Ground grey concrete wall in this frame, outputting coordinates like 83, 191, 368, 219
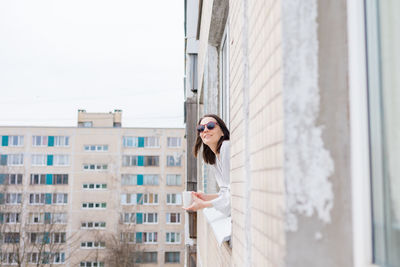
284, 0, 353, 266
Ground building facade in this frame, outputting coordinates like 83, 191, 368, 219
0, 110, 186, 266
184, 0, 400, 267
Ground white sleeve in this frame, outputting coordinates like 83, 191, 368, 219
210, 187, 231, 217
210, 141, 231, 217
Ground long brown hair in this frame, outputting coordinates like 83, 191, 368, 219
193, 114, 230, 165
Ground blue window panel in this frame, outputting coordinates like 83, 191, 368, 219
0, 213, 3, 223
136, 213, 143, 224
137, 174, 143, 185
48, 136, 54, 147
44, 213, 51, 224
45, 193, 52, 204
46, 174, 53, 185
1, 136, 8, 146
0, 155, 7, 166
61, 253, 65, 262
0, 174, 5, 184
44, 232, 50, 244
47, 155, 53, 166
136, 232, 142, 243
138, 137, 144, 147
0, 193, 4, 204
138, 156, 144, 166
136, 193, 143, 205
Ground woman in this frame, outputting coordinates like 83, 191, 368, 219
184, 114, 231, 217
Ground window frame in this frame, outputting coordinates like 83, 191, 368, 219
347, 0, 375, 266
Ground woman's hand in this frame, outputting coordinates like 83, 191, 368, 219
183, 193, 212, 212
192, 191, 206, 201
192, 191, 219, 201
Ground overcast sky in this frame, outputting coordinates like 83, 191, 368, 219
0, 0, 184, 128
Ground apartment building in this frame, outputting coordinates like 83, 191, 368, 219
0, 110, 186, 266
185, 0, 399, 267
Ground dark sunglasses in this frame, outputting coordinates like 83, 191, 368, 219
197, 121, 218, 132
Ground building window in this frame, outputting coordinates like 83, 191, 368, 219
121, 174, 159, 185
52, 193, 68, 204
121, 174, 137, 185
78, 121, 93, 128
123, 136, 159, 148
84, 144, 108, 152
166, 174, 182, 186
53, 232, 66, 244
144, 174, 159, 185
165, 252, 180, 263
52, 213, 67, 224
166, 232, 181, 244
8, 136, 24, 147
166, 213, 181, 224
143, 213, 158, 224
31, 154, 47, 166
143, 193, 158, 205
29, 193, 46, 205
166, 193, 182, 205
82, 202, 107, 209
53, 174, 68, 185
80, 262, 104, 267
167, 155, 181, 167
188, 53, 198, 93
83, 164, 108, 171
1, 154, 24, 166
2, 252, 18, 264
32, 136, 48, 146
28, 212, 66, 224
366, 1, 400, 265
82, 183, 107, 190
29, 233, 46, 244
3, 233, 20, 243
3, 193, 22, 205
135, 252, 158, 264
52, 252, 66, 264
122, 213, 136, 224
167, 137, 181, 148
53, 155, 69, 166
81, 221, 106, 229
123, 136, 139, 147
54, 136, 69, 147
121, 232, 136, 243
122, 155, 159, 167
29, 213, 44, 224
144, 137, 160, 148
0, 173, 23, 185
1, 213, 20, 224
144, 156, 160, 166
81, 241, 105, 249
30, 174, 46, 185
143, 232, 158, 244
121, 193, 137, 205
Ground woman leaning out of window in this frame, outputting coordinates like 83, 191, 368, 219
184, 114, 231, 217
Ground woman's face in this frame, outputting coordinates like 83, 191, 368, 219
199, 117, 224, 148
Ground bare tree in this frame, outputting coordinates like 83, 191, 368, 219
0, 172, 80, 266
105, 213, 142, 267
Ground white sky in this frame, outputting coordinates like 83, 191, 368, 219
0, 0, 184, 128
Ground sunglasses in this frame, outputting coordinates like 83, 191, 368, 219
197, 121, 219, 132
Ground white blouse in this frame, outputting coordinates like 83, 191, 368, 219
210, 140, 231, 217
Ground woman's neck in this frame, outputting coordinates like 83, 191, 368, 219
208, 143, 219, 157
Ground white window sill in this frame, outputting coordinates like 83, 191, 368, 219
202, 207, 231, 246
